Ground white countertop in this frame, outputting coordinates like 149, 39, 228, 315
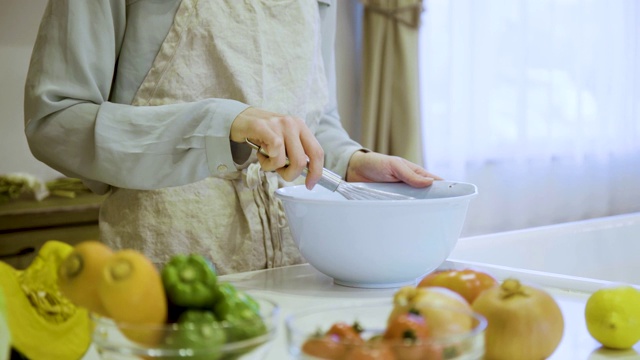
219, 263, 640, 360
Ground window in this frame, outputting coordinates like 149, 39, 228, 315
419, 0, 640, 235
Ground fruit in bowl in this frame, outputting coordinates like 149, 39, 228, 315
286, 286, 487, 360
275, 181, 478, 289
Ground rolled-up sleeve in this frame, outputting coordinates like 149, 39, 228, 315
24, 0, 248, 193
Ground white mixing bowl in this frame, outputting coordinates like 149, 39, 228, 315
275, 181, 478, 288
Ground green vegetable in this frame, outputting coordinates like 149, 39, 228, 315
45, 177, 91, 198
0, 173, 49, 203
161, 254, 218, 308
213, 283, 266, 341
167, 310, 226, 360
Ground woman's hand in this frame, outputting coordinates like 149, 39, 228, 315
230, 107, 323, 189
346, 151, 442, 188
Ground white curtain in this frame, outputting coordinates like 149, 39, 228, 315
419, 0, 640, 236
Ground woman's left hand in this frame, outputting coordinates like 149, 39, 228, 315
345, 151, 442, 188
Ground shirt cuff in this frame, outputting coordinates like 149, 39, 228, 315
204, 99, 251, 176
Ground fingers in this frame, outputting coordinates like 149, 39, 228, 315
421, 170, 443, 181
258, 134, 287, 172
276, 125, 314, 183
346, 151, 442, 188
300, 129, 324, 189
231, 107, 323, 184
395, 159, 439, 188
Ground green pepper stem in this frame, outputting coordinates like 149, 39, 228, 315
179, 267, 196, 283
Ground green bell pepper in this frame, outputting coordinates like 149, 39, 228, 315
161, 254, 218, 308
213, 283, 267, 342
166, 310, 226, 360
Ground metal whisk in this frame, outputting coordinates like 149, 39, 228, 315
245, 139, 415, 201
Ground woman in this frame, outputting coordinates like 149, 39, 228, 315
24, 0, 439, 274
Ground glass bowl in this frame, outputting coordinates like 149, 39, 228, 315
92, 297, 279, 360
286, 300, 486, 360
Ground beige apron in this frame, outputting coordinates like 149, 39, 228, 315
99, 0, 329, 275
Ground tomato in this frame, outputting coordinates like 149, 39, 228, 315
327, 322, 365, 344
301, 322, 364, 359
344, 343, 396, 360
383, 311, 430, 341
391, 342, 443, 360
383, 311, 442, 360
418, 269, 498, 304
302, 334, 347, 360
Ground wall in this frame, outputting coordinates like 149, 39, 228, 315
0, 0, 362, 182
335, 0, 362, 142
0, 0, 59, 181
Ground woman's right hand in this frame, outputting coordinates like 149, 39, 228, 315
230, 107, 324, 190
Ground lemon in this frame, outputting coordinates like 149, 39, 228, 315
585, 285, 640, 349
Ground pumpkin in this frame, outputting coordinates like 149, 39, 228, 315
0, 240, 93, 360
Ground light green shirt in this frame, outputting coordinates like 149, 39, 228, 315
24, 0, 361, 194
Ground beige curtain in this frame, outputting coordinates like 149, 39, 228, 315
359, 0, 424, 165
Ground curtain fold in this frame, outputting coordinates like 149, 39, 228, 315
359, 0, 424, 165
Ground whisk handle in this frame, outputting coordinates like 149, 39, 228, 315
315, 168, 341, 192
246, 138, 342, 192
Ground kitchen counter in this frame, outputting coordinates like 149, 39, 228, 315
0, 192, 105, 269
81, 263, 640, 359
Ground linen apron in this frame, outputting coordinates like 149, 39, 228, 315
99, 0, 329, 275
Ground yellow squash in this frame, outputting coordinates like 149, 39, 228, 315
0, 240, 93, 360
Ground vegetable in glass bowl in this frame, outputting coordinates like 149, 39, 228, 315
85, 252, 279, 359
286, 300, 486, 360
91, 295, 279, 360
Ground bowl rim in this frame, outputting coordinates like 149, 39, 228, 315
275, 181, 478, 205
285, 299, 487, 346
90, 296, 279, 329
